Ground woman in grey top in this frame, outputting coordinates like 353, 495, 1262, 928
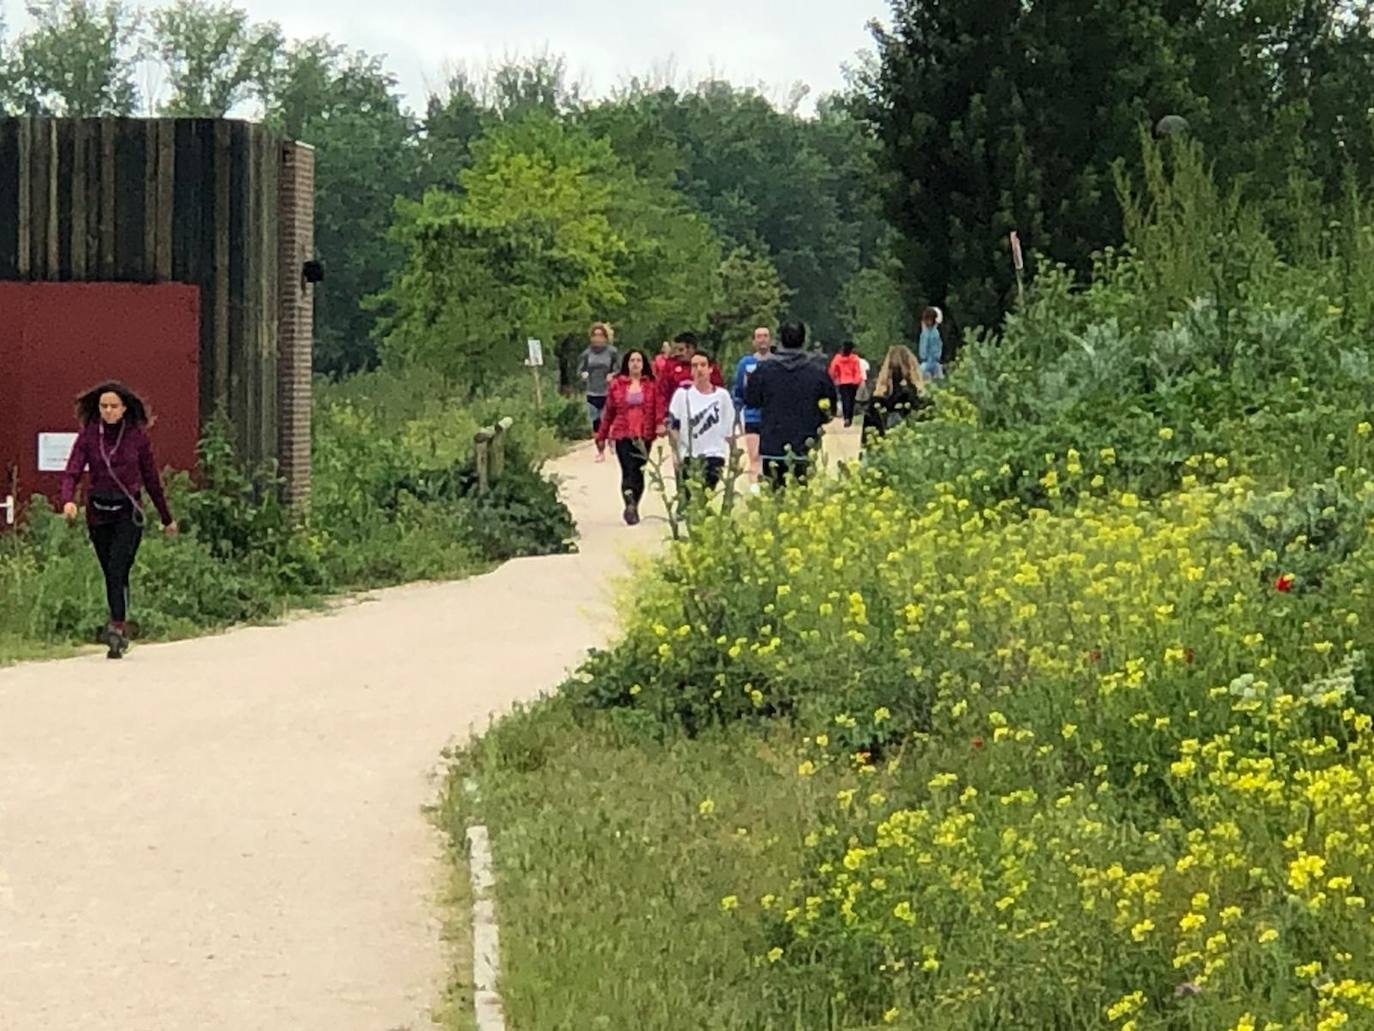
579, 322, 619, 461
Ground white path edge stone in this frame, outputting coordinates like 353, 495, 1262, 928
466, 823, 506, 1031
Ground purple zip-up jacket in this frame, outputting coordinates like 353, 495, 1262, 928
60, 421, 174, 527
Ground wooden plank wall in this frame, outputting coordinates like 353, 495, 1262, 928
0, 117, 285, 474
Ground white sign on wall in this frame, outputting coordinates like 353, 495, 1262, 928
37, 432, 78, 473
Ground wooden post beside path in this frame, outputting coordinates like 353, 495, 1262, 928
474, 416, 515, 495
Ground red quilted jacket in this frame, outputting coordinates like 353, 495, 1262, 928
596, 375, 664, 443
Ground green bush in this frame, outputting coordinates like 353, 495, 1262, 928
0, 371, 577, 652
473, 140, 1374, 1028
456, 460, 577, 561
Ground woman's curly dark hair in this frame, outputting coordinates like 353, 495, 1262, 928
75, 381, 150, 427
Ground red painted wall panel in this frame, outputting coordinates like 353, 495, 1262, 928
0, 283, 200, 517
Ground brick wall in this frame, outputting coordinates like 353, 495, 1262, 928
277, 142, 315, 506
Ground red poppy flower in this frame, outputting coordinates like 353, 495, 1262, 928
1184, 647, 1196, 665
1275, 574, 1295, 593
972, 737, 985, 750
1087, 649, 1102, 664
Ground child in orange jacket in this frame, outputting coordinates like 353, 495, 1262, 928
829, 342, 865, 427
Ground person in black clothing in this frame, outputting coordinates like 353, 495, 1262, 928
862, 345, 928, 444
744, 320, 837, 489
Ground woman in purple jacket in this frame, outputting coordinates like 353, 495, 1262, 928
61, 382, 177, 659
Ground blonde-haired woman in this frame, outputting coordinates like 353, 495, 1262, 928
862, 345, 928, 442
578, 322, 620, 460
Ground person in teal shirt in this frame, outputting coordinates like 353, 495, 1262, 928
918, 306, 943, 381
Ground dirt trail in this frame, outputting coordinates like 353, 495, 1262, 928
0, 428, 860, 1031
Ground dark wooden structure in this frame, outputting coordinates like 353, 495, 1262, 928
0, 117, 315, 502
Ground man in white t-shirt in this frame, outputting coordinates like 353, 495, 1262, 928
668, 350, 736, 500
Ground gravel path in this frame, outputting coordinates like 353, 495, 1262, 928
0, 428, 859, 1031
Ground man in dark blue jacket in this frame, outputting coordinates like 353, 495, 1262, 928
743, 320, 837, 489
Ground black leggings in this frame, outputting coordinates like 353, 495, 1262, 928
90, 517, 143, 623
615, 438, 650, 505
588, 394, 608, 433
677, 457, 725, 509
837, 384, 859, 423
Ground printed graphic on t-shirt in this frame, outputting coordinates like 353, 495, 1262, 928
670, 387, 735, 459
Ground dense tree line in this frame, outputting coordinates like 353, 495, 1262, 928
0, 2, 894, 383
861, 0, 1374, 333
6, 1, 1371, 381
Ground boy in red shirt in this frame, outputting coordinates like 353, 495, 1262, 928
657, 331, 723, 418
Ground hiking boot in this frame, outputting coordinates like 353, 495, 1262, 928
104, 624, 129, 660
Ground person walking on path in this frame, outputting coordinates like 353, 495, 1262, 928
732, 326, 773, 481
918, 307, 944, 382
595, 349, 663, 526
657, 331, 723, 416
863, 345, 928, 443
578, 322, 620, 461
828, 341, 865, 427
668, 350, 736, 507
652, 340, 673, 382
60, 381, 177, 659
744, 321, 837, 489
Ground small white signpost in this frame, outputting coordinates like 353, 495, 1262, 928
37, 432, 78, 473
525, 338, 545, 408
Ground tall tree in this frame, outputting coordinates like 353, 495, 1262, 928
263, 39, 417, 376
13, 0, 141, 115
487, 53, 580, 121
148, 0, 282, 117
607, 172, 722, 350
417, 73, 487, 192
843, 242, 910, 355
380, 114, 726, 387
707, 248, 788, 364
378, 116, 627, 385
582, 82, 884, 345
0, 16, 16, 113
417, 56, 584, 191
862, 0, 1198, 332
1184, 0, 1374, 206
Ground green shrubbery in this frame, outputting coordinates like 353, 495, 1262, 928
0, 369, 581, 658
447, 141, 1374, 1029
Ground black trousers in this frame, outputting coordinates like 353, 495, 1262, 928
90, 517, 143, 623
763, 457, 812, 490
677, 456, 725, 508
837, 384, 860, 424
587, 394, 608, 433
615, 438, 650, 505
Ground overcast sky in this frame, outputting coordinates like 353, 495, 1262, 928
5, 0, 889, 115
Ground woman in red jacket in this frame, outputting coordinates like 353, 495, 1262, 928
596, 350, 664, 526
61, 381, 177, 659
829, 341, 865, 427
